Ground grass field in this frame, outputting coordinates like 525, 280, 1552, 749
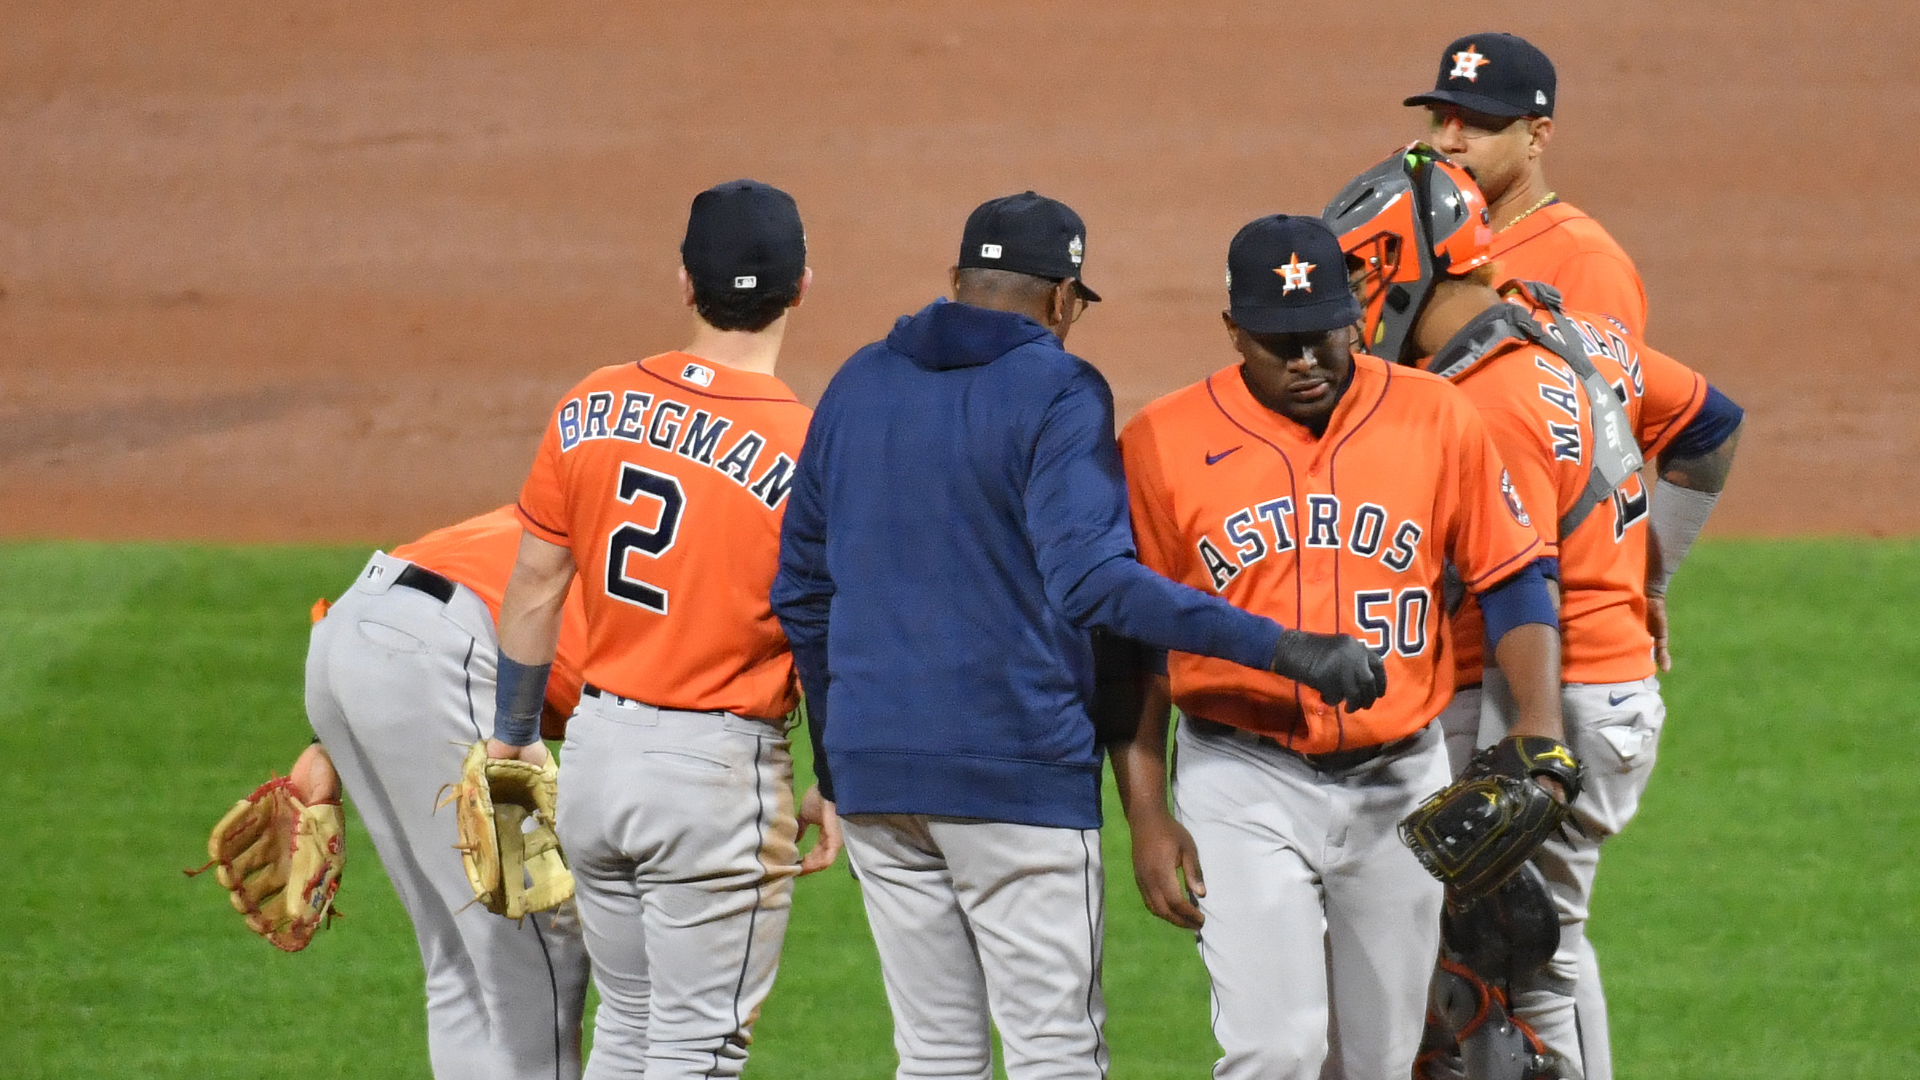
3, 539, 1915, 1078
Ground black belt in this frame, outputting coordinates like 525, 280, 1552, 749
394, 563, 456, 604
1184, 715, 1422, 772
582, 684, 775, 725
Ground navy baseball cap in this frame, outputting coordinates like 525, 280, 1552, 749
681, 179, 807, 295
956, 191, 1101, 301
1226, 215, 1361, 335
1404, 33, 1556, 119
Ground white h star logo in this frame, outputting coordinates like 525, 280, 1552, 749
1451, 46, 1489, 81
1276, 254, 1315, 294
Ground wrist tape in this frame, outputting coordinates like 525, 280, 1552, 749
493, 655, 551, 747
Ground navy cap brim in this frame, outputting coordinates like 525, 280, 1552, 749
1229, 294, 1361, 336
1072, 279, 1102, 303
1403, 88, 1535, 118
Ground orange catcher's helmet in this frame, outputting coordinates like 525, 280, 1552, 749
1321, 143, 1492, 363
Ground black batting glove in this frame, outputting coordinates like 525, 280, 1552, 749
1270, 629, 1388, 710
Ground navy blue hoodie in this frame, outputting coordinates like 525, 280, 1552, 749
773, 300, 1282, 828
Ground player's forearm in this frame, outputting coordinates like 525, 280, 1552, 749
1492, 622, 1564, 742
1650, 421, 1740, 594
492, 533, 576, 747
1110, 676, 1176, 821
1065, 554, 1282, 672
497, 534, 575, 665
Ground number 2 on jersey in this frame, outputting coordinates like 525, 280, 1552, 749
605, 462, 685, 613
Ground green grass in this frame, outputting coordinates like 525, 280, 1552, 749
0, 540, 1913, 1077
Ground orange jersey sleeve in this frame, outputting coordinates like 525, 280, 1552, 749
1446, 400, 1556, 594
1490, 202, 1648, 337
390, 506, 591, 719
514, 353, 812, 720
1118, 357, 1539, 753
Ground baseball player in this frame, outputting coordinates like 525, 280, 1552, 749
484, 179, 837, 1080
304, 504, 593, 1080
1408, 32, 1649, 336
773, 193, 1387, 1080
1326, 145, 1745, 1077
1111, 214, 1568, 1080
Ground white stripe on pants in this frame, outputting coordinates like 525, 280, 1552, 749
555, 695, 799, 1080
840, 814, 1109, 1080
1174, 719, 1450, 1080
305, 551, 589, 1080
1482, 669, 1666, 1080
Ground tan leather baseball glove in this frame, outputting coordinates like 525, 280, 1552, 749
189, 775, 345, 952
440, 741, 573, 919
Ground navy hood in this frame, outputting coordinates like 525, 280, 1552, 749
885, 298, 1057, 372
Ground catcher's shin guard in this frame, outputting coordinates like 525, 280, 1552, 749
1418, 863, 1579, 1080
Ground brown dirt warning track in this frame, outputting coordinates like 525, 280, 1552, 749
1, 1, 1914, 542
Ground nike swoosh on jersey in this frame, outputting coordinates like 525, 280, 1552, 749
1607, 690, 1636, 706
1206, 446, 1243, 465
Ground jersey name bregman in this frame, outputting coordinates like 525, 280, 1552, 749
556, 390, 796, 510
1197, 493, 1424, 592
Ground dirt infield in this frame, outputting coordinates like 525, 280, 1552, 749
2, 2, 1912, 541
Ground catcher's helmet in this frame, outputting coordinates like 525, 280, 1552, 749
1321, 143, 1492, 363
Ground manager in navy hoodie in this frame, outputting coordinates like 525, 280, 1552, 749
772, 192, 1385, 1080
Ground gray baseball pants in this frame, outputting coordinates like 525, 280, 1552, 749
306, 551, 590, 1080
1174, 718, 1452, 1080
840, 814, 1109, 1080
555, 692, 799, 1080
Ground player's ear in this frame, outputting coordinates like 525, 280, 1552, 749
791, 267, 814, 309
949, 265, 962, 298
679, 267, 697, 308
1222, 312, 1252, 358
1051, 278, 1075, 324
1527, 116, 1553, 157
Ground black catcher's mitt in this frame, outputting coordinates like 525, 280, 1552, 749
1400, 736, 1584, 898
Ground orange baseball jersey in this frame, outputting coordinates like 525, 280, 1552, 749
1491, 202, 1648, 337
515, 351, 811, 720
390, 505, 591, 721
1446, 286, 1707, 685
1120, 353, 1543, 753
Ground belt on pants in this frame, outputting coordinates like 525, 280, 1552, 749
1184, 715, 1422, 772
581, 685, 786, 731
393, 563, 457, 603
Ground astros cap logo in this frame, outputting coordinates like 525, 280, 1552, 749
1450, 45, 1488, 81
1276, 253, 1315, 294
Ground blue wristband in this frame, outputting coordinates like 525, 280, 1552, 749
493, 655, 552, 747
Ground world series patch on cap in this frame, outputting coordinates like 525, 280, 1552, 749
1404, 32, 1557, 119
1225, 215, 1362, 335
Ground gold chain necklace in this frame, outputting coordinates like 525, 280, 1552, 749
1500, 190, 1558, 232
